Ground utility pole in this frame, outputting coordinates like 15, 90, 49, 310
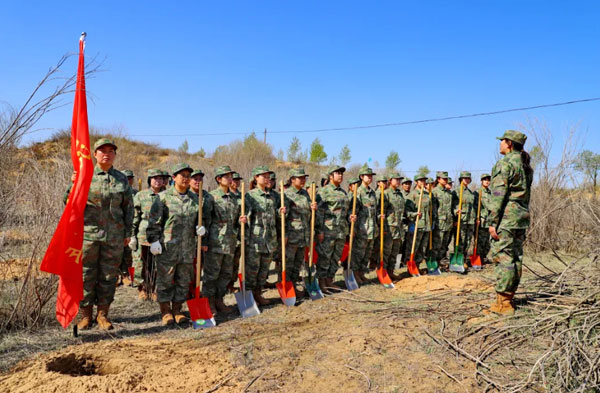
263, 128, 267, 144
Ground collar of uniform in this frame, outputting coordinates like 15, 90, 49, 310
212, 187, 230, 198
289, 186, 304, 194
168, 186, 190, 197
359, 183, 371, 191
255, 187, 270, 197
94, 165, 113, 175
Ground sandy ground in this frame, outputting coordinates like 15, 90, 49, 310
0, 268, 498, 393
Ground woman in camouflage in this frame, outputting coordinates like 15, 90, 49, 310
486, 130, 533, 315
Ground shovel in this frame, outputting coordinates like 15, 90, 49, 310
426, 186, 441, 275
470, 188, 483, 270
234, 182, 261, 318
304, 183, 324, 300
450, 182, 466, 273
406, 186, 423, 277
277, 181, 296, 306
344, 187, 360, 291
127, 266, 135, 287
188, 181, 216, 329
376, 184, 394, 288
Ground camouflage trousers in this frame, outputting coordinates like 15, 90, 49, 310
352, 236, 374, 273
81, 238, 124, 307
492, 228, 526, 293
382, 234, 402, 271
476, 226, 491, 261
202, 251, 234, 298
245, 248, 272, 290
120, 246, 133, 276
316, 236, 344, 279
156, 245, 194, 303
456, 224, 474, 257
133, 245, 157, 293
285, 242, 306, 283
403, 229, 428, 264
432, 229, 453, 261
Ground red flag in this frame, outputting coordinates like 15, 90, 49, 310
40, 34, 93, 328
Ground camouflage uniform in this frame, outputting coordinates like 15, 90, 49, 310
283, 168, 312, 283
489, 132, 532, 294
379, 173, 405, 271
352, 167, 379, 273
230, 172, 243, 286
477, 175, 492, 261
146, 164, 198, 304
131, 169, 163, 294
79, 148, 133, 308
316, 165, 350, 280
404, 175, 432, 265
454, 172, 476, 258
400, 180, 413, 262
245, 166, 279, 290
432, 171, 454, 262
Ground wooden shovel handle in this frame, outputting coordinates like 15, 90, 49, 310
380, 184, 385, 262
410, 185, 424, 256
308, 183, 316, 268
280, 180, 286, 274
348, 186, 358, 266
196, 181, 203, 291
473, 188, 482, 250
455, 183, 464, 247
240, 182, 246, 285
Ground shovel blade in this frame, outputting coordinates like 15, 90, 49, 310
407, 256, 421, 277
234, 290, 261, 318
276, 281, 296, 307
470, 254, 482, 270
426, 257, 441, 275
127, 267, 135, 286
449, 253, 466, 273
187, 297, 216, 328
343, 269, 359, 291
304, 277, 324, 300
376, 267, 395, 288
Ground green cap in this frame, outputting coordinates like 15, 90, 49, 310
388, 172, 403, 180
251, 165, 272, 177
326, 165, 346, 175
481, 173, 491, 180
414, 173, 428, 181
426, 178, 435, 184
147, 168, 162, 179
436, 171, 449, 179
121, 170, 134, 177
289, 167, 309, 178
376, 174, 388, 182
358, 165, 376, 176
232, 172, 243, 180
270, 172, 276, 180
459, 171, 472, 179
171, 162, 193, 176
214, 165, 234, 178
93, 138, 117, 151
402, 178, 413, 184
347, 177, 360, 185
497, 130, 527, 145
447, 177, 453, 183
191, 169, 204, 177
161, 169, 170, 177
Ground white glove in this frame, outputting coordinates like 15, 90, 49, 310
150, 241, 162, 255
128, 237, 138, 251
196, 225, 206, 237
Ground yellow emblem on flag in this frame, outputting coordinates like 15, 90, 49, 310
65, 247, 83, 264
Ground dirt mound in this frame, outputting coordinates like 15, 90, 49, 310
394, 274, 493, 293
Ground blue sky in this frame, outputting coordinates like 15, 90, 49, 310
1, 1, 599, 175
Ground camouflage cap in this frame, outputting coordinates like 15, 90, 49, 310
289, 167, 309, 178
251, 165, 272, 177
214, 165, 234, 178
191, 169, 205, 177
497, 130, 527, 145
326, 165, 346, 175
121, 170, 134, 177
426, 177, 435, 184
436, 171, 449, 179
358, 166, 376, 176
413, 173, 428, 181
147, 168, 163, 179
270, 172, 276, 180
459, 171, 472, 179
388, 172, 403, 180
171, 162, 193, 176
376, 174, 388, 182
93, 138, 117, 151
402, 177, 413, 184
481, 173, 491, 180
447, 177, 453, 183
347, 177, 360, 185
232, 172, 243, 180
161, 169, 170, 177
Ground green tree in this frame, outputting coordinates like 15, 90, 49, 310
574, 150, 600, 196
338, 144, 351, 166
385, 151, 401, 170
277, 148, 284, 161
309, 138, 327, 164
417, 165, 430, 177
287, 137, 302, 162
177, 140, 189, 154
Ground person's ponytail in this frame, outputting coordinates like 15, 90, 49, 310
513, 142, 533, 187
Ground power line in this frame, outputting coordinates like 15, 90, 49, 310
128, 97, 600, 137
